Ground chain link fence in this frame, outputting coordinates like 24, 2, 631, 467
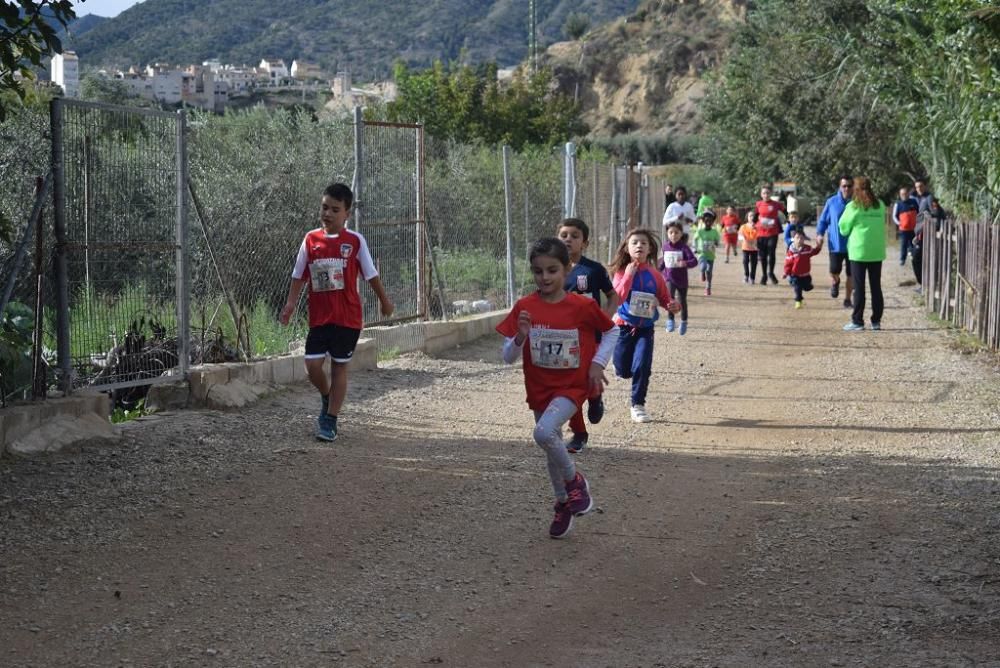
3, 101, 664, 404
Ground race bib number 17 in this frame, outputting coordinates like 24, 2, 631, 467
529, 328, 581, 369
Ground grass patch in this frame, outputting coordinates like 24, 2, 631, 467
110, 398, 152, 423
377, 346, 402, 362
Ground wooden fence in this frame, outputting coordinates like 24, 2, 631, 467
923, 215, 1000, 351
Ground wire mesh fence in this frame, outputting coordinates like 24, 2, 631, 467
52, 100, 185, 394
187, 109, 355, 359
4, 100, 687, 402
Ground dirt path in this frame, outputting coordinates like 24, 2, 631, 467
2, 251, 999, 667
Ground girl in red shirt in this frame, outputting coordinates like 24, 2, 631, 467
496, 238, 619, 539
755, 185, 786, 285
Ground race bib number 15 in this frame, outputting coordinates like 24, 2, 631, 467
628, 290, 657, 319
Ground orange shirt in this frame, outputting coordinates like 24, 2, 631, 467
739, 223, 759, 251
497, 292, 614, 411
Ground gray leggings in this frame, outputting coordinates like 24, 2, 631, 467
532, 396, 578, 501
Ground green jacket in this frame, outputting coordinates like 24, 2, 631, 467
693, 226, 722, 261
838, 201, 887, 262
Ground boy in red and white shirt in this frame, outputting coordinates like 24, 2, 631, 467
280, 183, 394, 441
782, 228, 824, 308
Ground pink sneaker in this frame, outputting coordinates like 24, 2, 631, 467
705, 287, 712, 296
565, 471, 594, 516
549, 501, 574, 539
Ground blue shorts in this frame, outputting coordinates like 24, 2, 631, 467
305, 324, 361, 363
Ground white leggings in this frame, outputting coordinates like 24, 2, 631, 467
532, 396, 578, 501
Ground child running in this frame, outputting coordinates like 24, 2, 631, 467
496, 238, 619, 539
660, 221, 698, 335
720, 206, 740, 263
557, 218, 619, 454
609, 228, 680, 423
279, 183, 395, 441
783, 211, 803, 249
783, 227, 824, 308
739, 211, 760, 284
693, 209, 721, 296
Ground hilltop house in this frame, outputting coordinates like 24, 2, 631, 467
259, 58, 289, 85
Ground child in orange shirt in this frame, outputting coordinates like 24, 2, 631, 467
738, 211, 759, 284
496, 238, 619, 540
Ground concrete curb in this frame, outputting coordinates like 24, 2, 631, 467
1, 311, 505, 456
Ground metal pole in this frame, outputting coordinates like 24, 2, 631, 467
609, 164, 618, 263
415, 124, 426, 318
591, 159, 599, 259
502, 144, 516, 307
352, 105, 364, 232
175, 110, 191, 376
50, 99, 72, 395
0, 174, 50, 316
563, 141, 577, 218
83, 135, 92, 291
32, 174, 47, 399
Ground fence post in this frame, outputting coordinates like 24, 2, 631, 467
352, 106, 364, 232
563, 141, 577, 218
591, 159, 599, 260
50, 98, 72, 395
175, 110, 191, 376
415, 124, 426, 318
502, 144, 516, 308
32, 176, 47, 399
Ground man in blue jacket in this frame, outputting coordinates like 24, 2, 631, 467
815, 175, 854, 308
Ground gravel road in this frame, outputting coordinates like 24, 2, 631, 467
2, 252, 999, 667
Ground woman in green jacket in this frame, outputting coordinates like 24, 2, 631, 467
838, 176, 887, 331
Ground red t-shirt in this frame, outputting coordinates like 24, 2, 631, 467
496, 292, 614, 411
291, 228, 378, 330
721, 213, 740, 239
755, 200, 786, 238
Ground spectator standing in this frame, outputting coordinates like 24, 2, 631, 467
662, 185, 697, 237
892, 186, 919, 266
838, 176, 887, 331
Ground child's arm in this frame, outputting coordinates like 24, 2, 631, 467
279, 278, 307, 325
367, 276, 394, 317
501, 310, 531, 364
683, 245, 698, 268
810, 239, 824, 256
612, 267, 636, 302
652, 269, 680, 312
783, 252, 793, 278
601, 289, 619, 318
588, 324, 620, 395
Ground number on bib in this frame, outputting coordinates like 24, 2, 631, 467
310, 258, 345, 292
628, 290, 657, 319
529, 328, 581, 369
663, 251, 684, 269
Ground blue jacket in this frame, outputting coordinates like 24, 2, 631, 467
816, 192, 850, 253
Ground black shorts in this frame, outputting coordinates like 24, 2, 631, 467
305, 324, 362, 363
829, 252, 851, 275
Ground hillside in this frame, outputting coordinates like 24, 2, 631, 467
544, 0, 746, 138
66, 0, 643, 78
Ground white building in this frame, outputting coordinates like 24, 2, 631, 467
291, 60, 324, 80
216, 65, 255, 93
259, 58, 289, 85
51, 51, 80, 98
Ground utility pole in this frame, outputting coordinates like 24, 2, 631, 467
528, 0, 537, 73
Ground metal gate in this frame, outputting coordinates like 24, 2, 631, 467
51, 99, 188, 393
354, 112, 425, 325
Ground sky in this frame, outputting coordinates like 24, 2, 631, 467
73, 0, 145, 18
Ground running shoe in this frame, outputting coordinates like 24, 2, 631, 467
760, 278, 768, 286
317, 413, 338, 441
871, 322, 882, 331
743, 277, 750, 284
795, 301, 803, 309
770, 274, 779, 285
566, 432, 588, 454
587, 396, 605, 425
631, 405, 651, 422
831, 283, 839, 298
549, 501, 574, 539
665, 319, 675, 333
565, 471, 594, 516
705, 287, 711, 296
679, 321, 688, 335
843, 322, 865, 332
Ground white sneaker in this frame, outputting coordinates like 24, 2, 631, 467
630, 405, 651, 423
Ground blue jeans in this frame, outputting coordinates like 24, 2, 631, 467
613, 325, 654, 407
699, 258, 715, 287
899, 230, 915, 263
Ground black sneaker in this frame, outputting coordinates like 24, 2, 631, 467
830, 282, 839, 298
567, 432, 588, 454
769, 274, 779, 285
587, 396, 605, 424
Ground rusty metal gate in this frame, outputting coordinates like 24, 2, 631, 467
51, 99, 188, 393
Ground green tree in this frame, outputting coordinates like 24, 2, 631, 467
80, 73, 133, 105
0, 0, 77, 120
563, 12, 590, 41
385, 61, 586, 150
